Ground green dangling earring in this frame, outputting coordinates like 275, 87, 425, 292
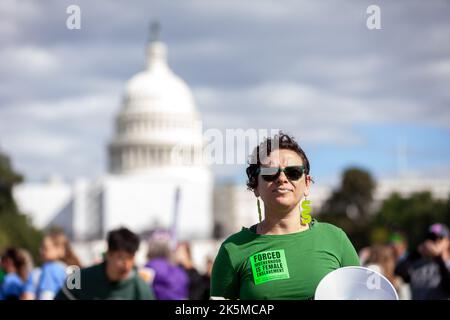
300, 195, 312, 226
257, 198, 262, 223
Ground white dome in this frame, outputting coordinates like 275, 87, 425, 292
108, 39, 205, 174
123, 41, 197, 115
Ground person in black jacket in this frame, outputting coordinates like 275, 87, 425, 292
174, 242, 210, 300
395, 223, 450, 300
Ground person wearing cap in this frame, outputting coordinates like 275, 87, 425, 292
395, 223, 450, 300
389, 231, 409, 264
210, 132, 360, 300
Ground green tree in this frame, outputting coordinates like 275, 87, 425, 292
0, 151, 43, 263
321, 167, 376, 220
319, 167, 376, 249
0, 153, 23, 214
373, 191, 450, 249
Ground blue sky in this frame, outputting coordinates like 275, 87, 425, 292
306, 124, 450, 185
0, 0, 449, 187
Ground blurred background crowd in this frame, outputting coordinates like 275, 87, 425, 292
1, 0, 450, 301
1, 147, 449, 299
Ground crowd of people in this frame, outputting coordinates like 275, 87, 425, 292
1, 223, 448, 300
0, 229, 82, 300
1, 132, 449, 300
360, 223, 450, 300
0, 227, 211, 300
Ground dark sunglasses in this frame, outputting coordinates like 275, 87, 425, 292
258, 165, 305, 182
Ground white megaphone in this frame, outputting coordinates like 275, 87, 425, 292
314, 266, 399, 300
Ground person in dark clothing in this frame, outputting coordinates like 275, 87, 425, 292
175, 242, 210, 300
56, 227, 154, 300
395, 223, 450, 300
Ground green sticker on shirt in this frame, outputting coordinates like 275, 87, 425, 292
250, 249, 290, 285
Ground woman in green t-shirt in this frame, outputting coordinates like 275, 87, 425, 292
210, 132, 360, 300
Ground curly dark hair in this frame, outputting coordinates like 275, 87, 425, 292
246, 131, 312, 191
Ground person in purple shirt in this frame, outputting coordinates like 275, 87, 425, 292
145, 230, 189, 300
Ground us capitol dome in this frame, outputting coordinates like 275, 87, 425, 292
109, 34, 204, 173
13, 27, 213, 244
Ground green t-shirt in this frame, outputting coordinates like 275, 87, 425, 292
55, 262, 155, 300
211, 220, 360, 300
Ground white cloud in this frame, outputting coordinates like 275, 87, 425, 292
422, 59, 450, 80
194, 79, 450, 147
0, 46, 59, 75
188, 0, 305, 21
4, 94, 119, 122
1, 0, 449, 182
0, 0, 42, 41
0, 93, 120, 180
2, 132, 74, 158
172, 39, 236, 60
293, 55, 386, 81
